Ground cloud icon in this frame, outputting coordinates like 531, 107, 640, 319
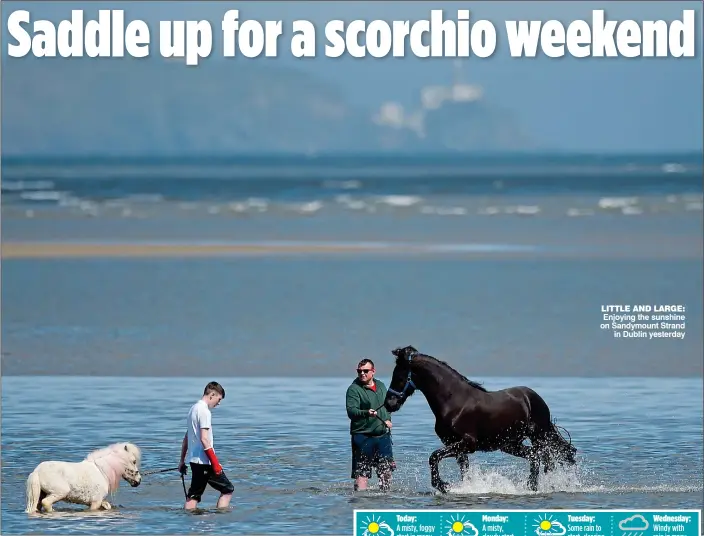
619, 515, 649, 531
536, 521, 566, 536
463, 522, 479, 536
549, 522, 566, 536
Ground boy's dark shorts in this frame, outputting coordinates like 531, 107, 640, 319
187, 462, 235, 502
351, 432, 395, 479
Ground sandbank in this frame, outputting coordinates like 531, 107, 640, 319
1, 241, 543, 259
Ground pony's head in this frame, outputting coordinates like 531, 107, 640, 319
86, 442, 142, 490
384, 345, 419, 413
120, 443, 142, 487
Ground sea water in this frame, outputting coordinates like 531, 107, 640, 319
1, 376, 702, 534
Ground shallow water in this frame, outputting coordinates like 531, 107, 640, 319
2, 256, 702, 378
2, 157, 702, 534
2, 376, 701, 534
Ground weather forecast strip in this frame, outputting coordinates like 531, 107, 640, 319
353, 510, 702, 536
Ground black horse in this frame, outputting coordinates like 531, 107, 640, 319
383, 345, 577, 493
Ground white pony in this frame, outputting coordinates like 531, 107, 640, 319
25, 442, 142, 513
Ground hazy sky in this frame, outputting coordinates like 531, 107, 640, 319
2, 1, 702, 153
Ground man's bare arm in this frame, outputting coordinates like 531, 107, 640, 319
199, 427, 223, 474
179, 433, 188, 464
199, 428, 213, 450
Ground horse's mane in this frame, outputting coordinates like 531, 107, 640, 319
414, 353, 489, 392
85, 442, 141, 493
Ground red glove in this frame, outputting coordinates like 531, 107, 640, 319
204, 448, 223, 475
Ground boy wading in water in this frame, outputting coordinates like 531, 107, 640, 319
178, 381, 234, 509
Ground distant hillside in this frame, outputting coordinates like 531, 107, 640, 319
2, 57, 536, 156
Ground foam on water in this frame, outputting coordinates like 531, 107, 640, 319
376, 195, 423, 207
622, 206, 644, 216
566, 208, 595, 217
226, 198, 270, 214
420, 206, 468, 216
336, 195, 373, 211
19, 190, 67, 202
598, 197, 639, 209
285, 200, 324, 214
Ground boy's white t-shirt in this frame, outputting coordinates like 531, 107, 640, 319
187, 399, 214, 465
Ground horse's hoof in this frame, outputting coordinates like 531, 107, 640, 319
434, 481, 450, 494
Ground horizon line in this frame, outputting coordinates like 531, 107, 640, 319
2, 150, 703, 164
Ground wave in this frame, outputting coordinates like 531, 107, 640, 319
375, 195, 423, 207
2, 180, 56, 192
19, 190, 67, 202
3, 158, 702, 206
4, 186, 702, 222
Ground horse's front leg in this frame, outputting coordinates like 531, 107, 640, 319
429, 437, 476, 494
435, 423, 469, 482
500, 441, 539, 492
89, 500, 103, 511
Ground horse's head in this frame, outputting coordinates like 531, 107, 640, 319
391, 345, 418, 360
384, 345, 419, 413
119, 443, 142, 487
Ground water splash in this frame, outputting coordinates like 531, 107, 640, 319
447, 463, 586, 496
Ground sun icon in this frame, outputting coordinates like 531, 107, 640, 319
445, 514, 478, 536
361, 515, 391, 536
533, 514, 566, 536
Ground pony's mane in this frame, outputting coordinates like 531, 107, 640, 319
409, 353, 488, 392
85, 442, 140, 462
85, 443, 140, 493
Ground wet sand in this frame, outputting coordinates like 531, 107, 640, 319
2, 240, 702, 259
1, 241, 391, 258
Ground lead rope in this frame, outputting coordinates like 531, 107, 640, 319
143, 467, 179, 475
373, 403, 395, 469
141, 466, 187, 499
373, 403, 390, 432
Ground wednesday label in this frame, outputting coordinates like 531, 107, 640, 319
354, 510, 701, 536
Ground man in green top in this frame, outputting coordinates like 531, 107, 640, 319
346, 358, 395, 491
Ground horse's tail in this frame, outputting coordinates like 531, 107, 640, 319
25, 469, 42, 513
525, 388, 577, 469
546, 421, 577, 466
